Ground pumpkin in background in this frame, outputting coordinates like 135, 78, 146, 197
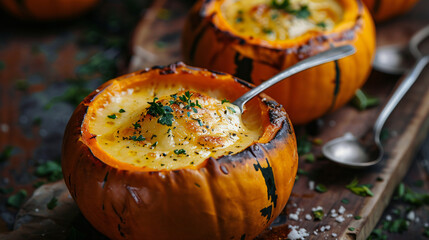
362, 0, 419, 21
0, 0, 99, 20
182, 0, 376, 124
62, 62, 298, 240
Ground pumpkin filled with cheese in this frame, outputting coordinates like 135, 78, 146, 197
62, 62, 298, 240
182, 0, 376, 124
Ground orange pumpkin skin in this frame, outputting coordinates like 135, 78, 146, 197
362, 0, 419, 21
62, 63, 298, 240
0, 0, 99, 20
182, 0, 376, 124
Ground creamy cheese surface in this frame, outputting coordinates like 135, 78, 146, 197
88, 86, 261, 170
221, 0, 343, 41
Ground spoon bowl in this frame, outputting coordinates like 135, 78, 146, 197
373, 44, 415, 75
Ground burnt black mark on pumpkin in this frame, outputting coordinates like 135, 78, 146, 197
102, 171, 109, 188
254, 158, 277, 223
234, 77, 253, 89
189, 25, 209, 63
373, 0, 382, 15
112, 205, 124, 223
240, 234, 246, 240
328, 60, 341, 112
118, 224, 125, 237
234, 52, 253, 83
208, 69, 227, 75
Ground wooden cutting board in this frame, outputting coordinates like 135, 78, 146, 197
130, 1, 429, 239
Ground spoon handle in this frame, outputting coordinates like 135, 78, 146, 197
374, 55, 429, 144
233, 45, 356, 112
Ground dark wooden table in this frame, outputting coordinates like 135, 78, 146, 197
0, 0, 428, 239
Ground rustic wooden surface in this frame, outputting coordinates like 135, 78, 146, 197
130, 0, 429, 239
0, 0, 428, 239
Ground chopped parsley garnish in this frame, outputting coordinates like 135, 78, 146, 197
132, 122, 141, 129
107, 114, 117, 119
354, 215, 362, 220
119, 108, 126, 113
294, 5, 311, 19
221, 99, 230, 104
346, 178, 374, 197
348, 227, 355, 231
151, 142, 158, 148
341, 198, 350, 204
7, 189, 27, 208
146, 97, 174, 126
262, 28, 273, 34
312, 209, 324, 221
35, 161, 63, 182
352, 89, 380, 111
47, 196, 58, 210
316, 22, 327, 28
197, 119, 203, 126
303, 153, 315, 163
130, 135, 145, 141
174, 149, 187, 155
315, 184, 327, 193
227, 106, 236, 113
270, 0, 311, 19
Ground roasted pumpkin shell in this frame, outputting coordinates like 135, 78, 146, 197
362, 0, 419, 21
62, 62, 298, 240
182, 0, 376, 124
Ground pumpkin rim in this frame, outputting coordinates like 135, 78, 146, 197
78, 62, 290, 173
198, 0, 364, 51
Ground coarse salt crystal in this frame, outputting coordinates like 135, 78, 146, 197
312, 206, 323, 211
331, 212, 338, 218
289, 213, 299, 221
308, 180, 315, 190
338, 206, 346, 214
406, 211, 415, 221
335, 216, 345, 223
332, 233, 337, 237
287, 225, 309, 240
385, 215, 392, 221
305, 214, 312, 220
346, 214, 353, 218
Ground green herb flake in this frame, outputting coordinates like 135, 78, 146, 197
151, 142, 158, 148
35, 161, 63, 182
130, 135, 145, 142
132, 122, 141, 129
174, 149, 187, 155
47, 196, 58, 210
304, 153, 315, 163
384, 218, 409, 233
346, 178, 374, 197
227, 106, 236, 113
107, 114, 117, 119
0, 145, 14, 162
297, 136, 312, 155
341, 198, 350, 204
312, 209, 324, 221
262, 28, 273, 34
348, 227, 355, 231
354, 215, 362, 220
316, 22, 327, 28
146, 97, 174, 126
7, 189, 27, 208
352, 89, 380, 111
294, 5, 311, 19
197, 119, 203, 126
297, 168, 308, 175
315, 184, 327, 193
368, 229, 387, 240
119, 109, 126, 113
221, 99, 230, 104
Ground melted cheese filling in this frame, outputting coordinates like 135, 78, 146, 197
89, 87, 261, 170
221, 0, 343, 40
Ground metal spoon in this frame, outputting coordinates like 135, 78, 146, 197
322, 50, 429, 168
233, 45, 356, 112
373, 25, 429, 75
